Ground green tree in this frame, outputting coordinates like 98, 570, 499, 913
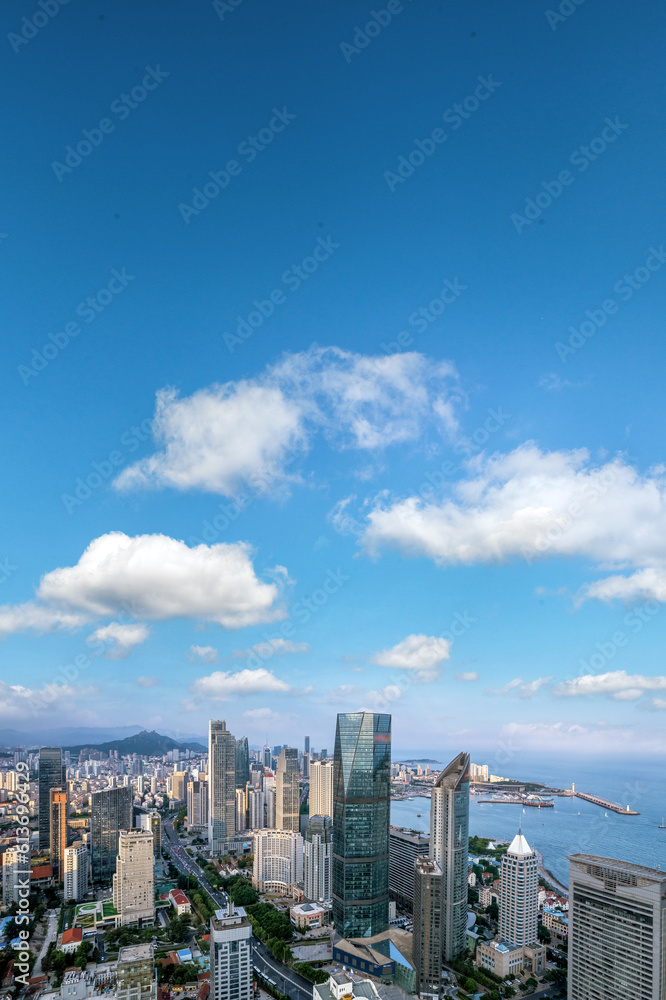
464, 977, 477, 992
538, 924, 551, 942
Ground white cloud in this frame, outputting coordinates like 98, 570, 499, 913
357, 444, 666, 601
189, 668, 291, 700
485, 676, 552, 698
364, 683, 403, 708
242, 707, 280, 722
87, 622, 151, 659
0, 532, 285, 636
232, 638, 310, 660
114, 346, 461, 498
552, 670, 666, 701
0, 680, 93, 721
188, 645, 219, 663
136, 676, 161, 688
456, 671, 478, 682
371, 634, 451, 681
327, 683, 402, 710
499, 720, 666, 754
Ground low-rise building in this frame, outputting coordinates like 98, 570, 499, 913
58, 927, 83, 955
476, 939, 546, 978
290, 902, 329, 930
169, 889, 191, 915
541, 907, 568, 946
313, 973, 379, 1000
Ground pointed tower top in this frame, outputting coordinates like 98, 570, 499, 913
507, 828, 534, 857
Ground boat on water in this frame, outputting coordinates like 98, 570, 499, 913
659, 817, 666, 829
605, 812, 608, 817
416, 814, 421, 817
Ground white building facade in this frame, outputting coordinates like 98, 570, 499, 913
252, 829, 303, 893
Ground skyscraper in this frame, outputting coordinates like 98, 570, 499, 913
187, 779, 208, 832
236, 737, 250, 790
64, 841, 89, 901
50, 787, 68, 881
91, 785, 132, 884
389, 827, 430, 908
210, 904, 253, 1000
413, 857, 443, 998
2, 846, 30, 905
208, 720, 236, 855
429, 751, 470, 961
38, 747, 66, 851
275, 747, 299, 832
568, 854, 666, 1000
309, 759, 333, 820
248, 788, 265, 830
304, 815, 333, 902
498, 830, 538, 947
113, 829, 155, 926
332, 711, 391, 939
304, 736, 310, 755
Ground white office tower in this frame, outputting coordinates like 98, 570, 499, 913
208, 720, 236, 855
276, 748, 299, 832
252, 829, 303, 893
235, 788, 247, 832
499, 830, 538, 947
308, 759, 333, 820
2, 847, 30, 905
265, 786, 276, 828
188, 779, 209, 832
63, 841, 89, 901
568, 854, 666, 1000
210, 904, 253, 1000
113, 830, 155, 926
248, 788, 265, 830
304, 815, 332, 901
430, 751, 470, 961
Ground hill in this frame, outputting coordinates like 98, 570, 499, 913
65, 729, 206, 756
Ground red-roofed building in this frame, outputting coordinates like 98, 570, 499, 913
168, 889, 192, 915
30, 864, 54, 885
197, 982, 210, 1000
58, 927, 83, 954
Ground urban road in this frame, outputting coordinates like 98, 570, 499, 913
162, 819, 313, 1000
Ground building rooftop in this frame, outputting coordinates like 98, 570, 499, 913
568, 854, 666, 883
507, 831, 533, 857
61, 928, 83, 945
118, 944, 154, 962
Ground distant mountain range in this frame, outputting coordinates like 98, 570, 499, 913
0, 726, 206, 754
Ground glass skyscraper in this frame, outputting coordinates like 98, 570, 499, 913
235, 737, 250, 790
430, 751, 470, 961
332, 711, 391, 939
91, 785, 132, 884
38, 747, 66, 850
208, 720, 236, 855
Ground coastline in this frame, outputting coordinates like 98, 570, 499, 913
535, 848, 568, 896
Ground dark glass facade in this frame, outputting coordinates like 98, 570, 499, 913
90, 785, 132, 883
332, 712, 391, 939
38, 748, 66, 850
235, 737, 250, 790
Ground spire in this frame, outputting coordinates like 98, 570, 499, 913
508, 826, 533, 857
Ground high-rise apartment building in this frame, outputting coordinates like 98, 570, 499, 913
332, 712, 391, 939
113, 829, 155, 926
499, 830, 538, 947
116, 943, 157, 1000
389, 827, 430, 908
137, 811, 162, 857
413, 857, 443, 998
38, 747, 66, 850
430, 751, 469, 961
2, 847, 30, 905
63, 841, 89, 901
304, 815, 333, 902
210, 904, 253, 1000
208, 720, 236, 855
235, 737, 250, 790
187, 779, 209, 832
235, 788, 248, 832
469, 763, 489, 783
91, 785, 132, 884
50, 787, 68, 881
265, 786, 276, 828
276, 748, 299, 833
252, 829, 304, 893
169, 771, 188, 802
248, 788, 265, 830
568, 854, 666, 1000
309, 759, 333, 820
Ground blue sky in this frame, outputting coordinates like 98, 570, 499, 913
2, 0, 666, 758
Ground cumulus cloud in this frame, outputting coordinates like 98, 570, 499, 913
0, 532, 285, 637
114, 346, 461, 498
189, 668, 291, 700
0, 680, 94, 721
499, 720, 666, 754
456, 671, 478, 682
136, 676, 161, 688
371, 634, 451, 681
356, 444, 666, 602
552, 670, 666, 701
188, 645, 219, 663
327, 683, 402, 710
87, 622, 151, 659
242, 707, 280, 722
232, 638, 310, 660
486, 676, 552, 698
